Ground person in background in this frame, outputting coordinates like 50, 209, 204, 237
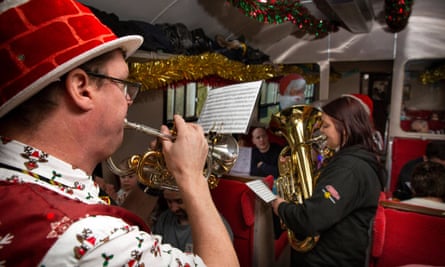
0, 1, 239, 266
393, 140, 445, 200
250, 126, 284, 240
278, 74, 306, 110
250, 126, 282, 178
271, 96, 385, 267
153, 189, 234, 253
113, 158, 139, 206
116, 171, 139, 205
402, 161, 445, 210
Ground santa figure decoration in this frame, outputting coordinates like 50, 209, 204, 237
279, 74, 307, 109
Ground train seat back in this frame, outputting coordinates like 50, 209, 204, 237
389, 137, 429, 193
370, 200, 445, 267
211, 176, 275, 267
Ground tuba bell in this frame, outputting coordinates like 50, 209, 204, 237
107, 119, 239, 191
269, 104, 330, 252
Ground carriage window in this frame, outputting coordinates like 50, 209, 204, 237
401, 59, 445, 134
165, 66, 318, 126
165, 82, 209, 124
258, 81, 280, 125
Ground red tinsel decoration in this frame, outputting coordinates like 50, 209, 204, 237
385, 0, 414, 32
227, 0, 339, 38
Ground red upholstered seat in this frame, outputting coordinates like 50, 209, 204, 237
274, 231, 288, 261
370, 200, 445, 267
429, 120, 445, 131
211, 177, 255, 267
389, 137, 429, 193
211, 175, 275, 267
400, 119, 445, 132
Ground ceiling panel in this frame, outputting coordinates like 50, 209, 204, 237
79, 0, 430, 64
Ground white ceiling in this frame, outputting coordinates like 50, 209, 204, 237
79, 0, 399, 64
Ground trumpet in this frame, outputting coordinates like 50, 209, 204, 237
106, 119, 239, 191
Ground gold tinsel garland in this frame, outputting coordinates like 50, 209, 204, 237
419, 64, 445, 85
129, 52, 320, 91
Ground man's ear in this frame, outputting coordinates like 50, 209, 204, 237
64, 69, 95, 111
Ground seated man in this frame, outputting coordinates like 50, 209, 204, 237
393, 140, 445, 200
402, 161, 445, 210
250, 127, 283, 179
153, 189, 234, 253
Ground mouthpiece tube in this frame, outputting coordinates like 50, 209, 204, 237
124, 119, 176, 141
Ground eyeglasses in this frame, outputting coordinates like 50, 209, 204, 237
85, 71, 141, 101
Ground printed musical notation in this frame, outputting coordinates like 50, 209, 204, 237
197, 80, 262, 134
246, 179, 277, 203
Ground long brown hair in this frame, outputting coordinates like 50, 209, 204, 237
322, 96, 379, 154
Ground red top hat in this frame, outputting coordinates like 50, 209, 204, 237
0, 0, 143, 118
343, 93, 374, 116
279, 74, 306, 95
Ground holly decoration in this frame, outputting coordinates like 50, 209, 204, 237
226, 0, 339, 38
385, 0, 414, 32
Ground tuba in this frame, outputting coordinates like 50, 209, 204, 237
269, 104, 330, 252
107, 119, 239, 191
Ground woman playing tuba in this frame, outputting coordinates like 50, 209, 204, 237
271, 96, 386, 267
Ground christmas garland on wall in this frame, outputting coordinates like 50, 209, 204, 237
226, 0, 339, 38
129, 52, 320, 91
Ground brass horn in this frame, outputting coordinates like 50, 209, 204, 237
106, 119, 239, 191
269, 104, 331, 252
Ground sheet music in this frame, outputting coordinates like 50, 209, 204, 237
246, 180, 277, 203
229, 146, 252, 176
197, 81, 262, 134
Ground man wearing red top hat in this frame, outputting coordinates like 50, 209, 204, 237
0, 1, 239, 266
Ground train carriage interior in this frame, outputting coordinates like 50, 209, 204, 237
79, 0, 445, 266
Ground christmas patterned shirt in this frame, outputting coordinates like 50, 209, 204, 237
0, 137, 205, 267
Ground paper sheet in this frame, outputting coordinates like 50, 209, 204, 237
229, 146, 252, 176
197, 80, 262, 134
246, 179, 277, 203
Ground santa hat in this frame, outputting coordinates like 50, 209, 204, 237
279, 74, 306, 95
343, 93, 374, 116
0, 0, 143, 118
